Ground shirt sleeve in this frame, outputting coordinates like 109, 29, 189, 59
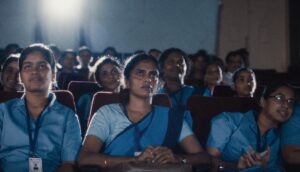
85, 106, 110, 144
178, 119, 193, 142
0, 104, 3, 149
206, 113, 233, 152
61, 111, 82, 161
281, 108, 300, 146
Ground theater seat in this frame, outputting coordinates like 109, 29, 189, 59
67, 81, 102, 103
212, 85, 235, 97
0, 90, 76, 112
87, 92, 171, 126
187, 95, 259, 147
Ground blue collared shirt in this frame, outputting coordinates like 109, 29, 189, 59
281, 103, 300, 146
0, 93, 82, 172
207, 110, 280, 167
158, 85, 200, 107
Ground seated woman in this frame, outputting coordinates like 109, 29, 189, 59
207, 83, 295, 171
78, 54, 210, 169
202, 62, 223, 96
0, 54, 22, 92
158, 48, 205, 108
77, 56, 122, 132
281, 103, 300, 165
232, 68, 257, 98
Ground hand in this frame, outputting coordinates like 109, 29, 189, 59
137, 146, 155, 163
151, 146, 179, 164
237, 147, 271, 170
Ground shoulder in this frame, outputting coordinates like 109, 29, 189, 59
0, 98, 23, 111
212, 110, 251, 125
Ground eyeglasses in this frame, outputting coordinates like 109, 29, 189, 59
132, 68, 159, 80
268, 94, 295, 108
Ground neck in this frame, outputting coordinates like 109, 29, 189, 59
164, 78, 183, 94
103, 86, 120, 93
25, 91, 49, 118
127, 93, 152, 119
257, 112, 278, 135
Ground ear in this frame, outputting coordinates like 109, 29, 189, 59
260, 97, 266, 108
125, 79, 129, 88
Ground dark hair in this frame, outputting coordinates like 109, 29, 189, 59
191, 49, 209, 63
124, 53, 158, 80
103, 47, 117, 56
148, 48, 161, 54
1, 54, 20, 80
5, 43, 20, 53
78, 46, 92, 55
61, 49, 76, 60
225, 51, 243, 64
232, 67, 256, 83
48, 44, 61, 55
19, 43, 56, 72
262, 82, 295, 100
94, 56, 122, 83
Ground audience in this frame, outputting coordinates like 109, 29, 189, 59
77, 56, 122, 132
187, 50, 210, 82
158, 48, 205, 109
207, 83, 295, 171
78, 53, 210, 169
75, 46, 93, 81
281, 102, 300, 165
0, 54, 22, 92
0, 44, 82, 172
232, 67, 257, 98
223, 51, 245, 86
203, 62, 223, 96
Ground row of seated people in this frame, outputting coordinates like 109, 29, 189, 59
0, 44, 300, 172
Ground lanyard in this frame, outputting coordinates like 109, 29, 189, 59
25, 98, 48, 157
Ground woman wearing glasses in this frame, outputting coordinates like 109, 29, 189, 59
207, 83, 295, 171
78, 54, 210, 169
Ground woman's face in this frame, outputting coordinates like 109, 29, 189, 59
261, 86, 295, 124
97, 63, 121, 92
62, 53, 76, 71
193, 56, 207, 71
234, 71, 256, 97
204, 64, 223, 86
162, 52, 187, 80
126, 60, 159, 99
1, 60, 20, 91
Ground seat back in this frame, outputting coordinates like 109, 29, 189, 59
87, 92, 171, 126
187, 95, 259, 147
212, 85, 236, 97
0, 90, 76, 112
67, 81, 102, 102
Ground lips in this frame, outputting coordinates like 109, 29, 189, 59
141, 85, 153, 92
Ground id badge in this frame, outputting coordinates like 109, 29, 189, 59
29, 157, 43, 172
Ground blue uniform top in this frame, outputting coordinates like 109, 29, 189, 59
207, 110, 280, 168
158, 85, 204, 107
0, 93, 82, 172
281, 103, 300, 146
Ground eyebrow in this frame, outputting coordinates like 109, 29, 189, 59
23, 60, 48, 65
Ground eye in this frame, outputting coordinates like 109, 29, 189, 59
22, 65, 32, 71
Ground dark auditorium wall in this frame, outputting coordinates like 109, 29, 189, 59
0, 0, 220, 54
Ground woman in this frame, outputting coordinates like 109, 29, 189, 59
158, 48, 204, 108
232, 67, 257, 98
77, 56, 122, 132
78, 54, 210, 169
187, 50, 209, 82
203, 62, 223, 96
0, 53, 22, 92
207, 83, 295, 171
